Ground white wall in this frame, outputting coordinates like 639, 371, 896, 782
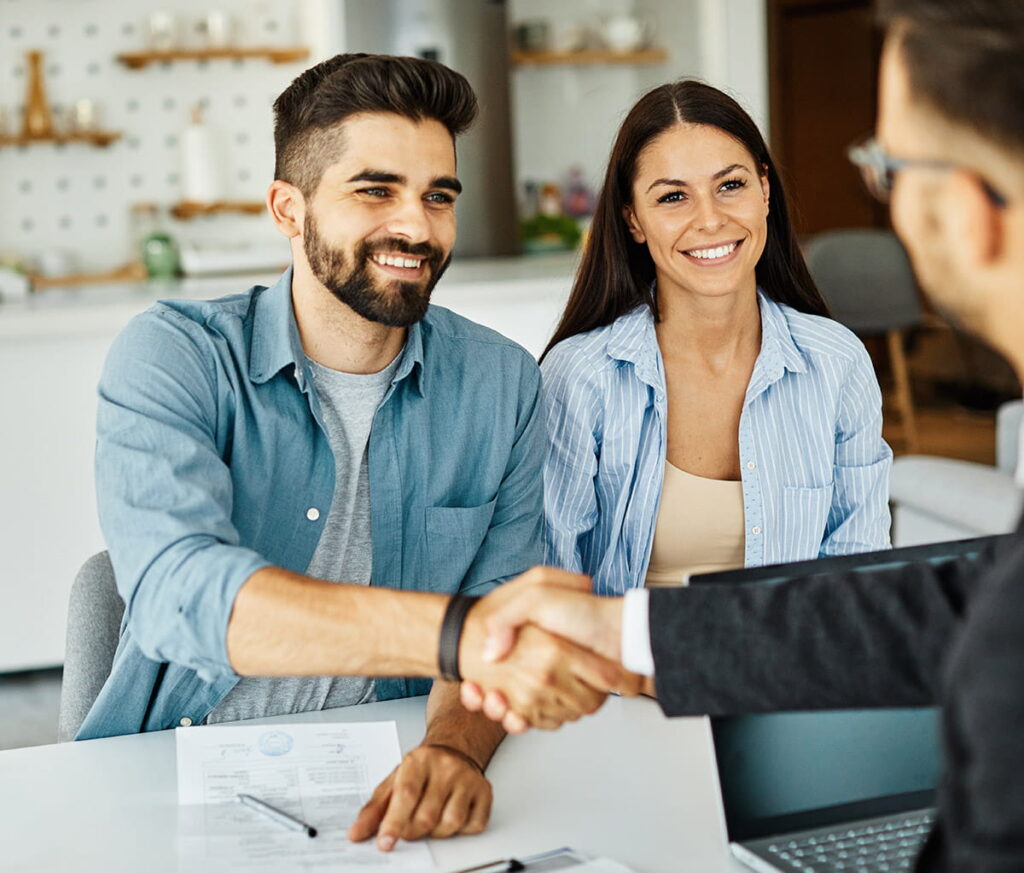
507, 0, 768, 200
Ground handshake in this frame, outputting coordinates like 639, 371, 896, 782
452, 568, 646, 733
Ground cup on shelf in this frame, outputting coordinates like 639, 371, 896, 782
148, 11, 179, 51
514, 19, 551, 53
200, 11, 235, 49
73, 99, 98, 133
37, 249, 80, 279
600, 14, 652, 53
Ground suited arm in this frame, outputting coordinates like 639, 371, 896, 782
650, 546, 997, 717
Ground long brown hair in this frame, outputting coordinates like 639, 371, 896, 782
542, 80, 827, 360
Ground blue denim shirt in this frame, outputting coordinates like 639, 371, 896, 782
79, 268, 543, 740
542, 293, 892, 595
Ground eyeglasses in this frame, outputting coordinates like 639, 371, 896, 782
846, 136, 1008, 208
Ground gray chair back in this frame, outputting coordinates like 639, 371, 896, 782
58, 552, 125, 742
804, 229, 922, 333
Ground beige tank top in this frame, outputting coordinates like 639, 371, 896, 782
644, 461, 746, 587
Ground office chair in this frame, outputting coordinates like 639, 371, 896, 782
804, 229, 922, 453
57, 551, 124, 742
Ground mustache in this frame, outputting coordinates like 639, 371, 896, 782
362, 238, 443, 260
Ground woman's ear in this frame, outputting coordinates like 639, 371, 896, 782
622, 205, 646, 244
760, 165, 770, 210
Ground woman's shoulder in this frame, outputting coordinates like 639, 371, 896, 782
543, 307, 651, 379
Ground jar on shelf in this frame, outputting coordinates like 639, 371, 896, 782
133, 204, 180, 279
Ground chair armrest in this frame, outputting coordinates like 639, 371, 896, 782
891, 455, 1023, 534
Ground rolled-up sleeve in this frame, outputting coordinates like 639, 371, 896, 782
96, 306, 270, 682
541, 344, 603, 574
821, 342, 893, 556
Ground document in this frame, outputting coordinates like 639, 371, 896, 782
176, 720, 433, 871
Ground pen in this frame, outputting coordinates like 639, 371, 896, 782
237, 792, 318, 838
452, 859, 525, 873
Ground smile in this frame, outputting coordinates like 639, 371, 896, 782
682, 240, 741, 263
370, 253, 425, 270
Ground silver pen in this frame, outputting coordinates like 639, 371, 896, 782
237, 792, 318, 838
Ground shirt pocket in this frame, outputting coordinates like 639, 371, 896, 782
422, 499, 498, 592
779, 483, 833, 561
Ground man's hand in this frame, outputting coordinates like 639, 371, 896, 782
458, 568, 641, 733
348, 743, 492, 851
460, 567, 638, 732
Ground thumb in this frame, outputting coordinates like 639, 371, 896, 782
482, 624, 517, 662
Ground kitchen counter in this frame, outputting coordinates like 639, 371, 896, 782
0, 252, 580, 345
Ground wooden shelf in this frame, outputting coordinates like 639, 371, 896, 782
0, 130, 122, 148
117, 46, 309, 69
29, 261, 146, 291
169, 200, 265, 220
511, 48, 668, 67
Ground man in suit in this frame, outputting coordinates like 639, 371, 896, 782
466, 2, 1024, 869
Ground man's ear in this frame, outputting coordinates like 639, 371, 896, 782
622, 205, 646, 244
947, 169, 1004, 267
267, 180, 305, 239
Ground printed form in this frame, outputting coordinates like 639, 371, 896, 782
176, 720, 433, 871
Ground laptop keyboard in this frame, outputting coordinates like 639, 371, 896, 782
753, 809, 934, 872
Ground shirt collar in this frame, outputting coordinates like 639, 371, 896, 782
755, 290, 808, 378
248, 266, 426, 395
603, 290, 808, 392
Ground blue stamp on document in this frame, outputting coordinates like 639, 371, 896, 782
258, 730, 294, 757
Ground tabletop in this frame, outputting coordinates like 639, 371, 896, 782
0, 694, 745, 873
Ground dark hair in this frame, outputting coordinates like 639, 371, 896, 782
542, 80, 827, 360
273, 53, 478, 196
876, 0, 1024, 153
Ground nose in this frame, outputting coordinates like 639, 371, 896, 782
384, 194, 431, 243
693, 195, 726, 234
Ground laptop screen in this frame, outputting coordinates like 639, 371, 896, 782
693, 534, 1011, 842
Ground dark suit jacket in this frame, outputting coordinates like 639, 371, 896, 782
649, 532, 1024, 873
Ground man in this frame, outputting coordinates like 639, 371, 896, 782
85, 54, 633, 851
467, 2, 1024, 869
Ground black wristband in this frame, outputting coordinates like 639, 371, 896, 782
438, 594, 480, 682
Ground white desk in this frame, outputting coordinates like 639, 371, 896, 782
0, 695, 744, 873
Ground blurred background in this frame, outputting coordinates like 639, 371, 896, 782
1, 0, 1018, 748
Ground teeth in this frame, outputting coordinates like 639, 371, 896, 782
372, 254, 423, 269
686, 242, 738, 260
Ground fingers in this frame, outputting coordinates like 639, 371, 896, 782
357, 746, 492, 850
375, 759, 428, 851
460, 681, 484, 711
348, 773, 394, 843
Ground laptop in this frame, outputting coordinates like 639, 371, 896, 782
689, 534, 1013, 873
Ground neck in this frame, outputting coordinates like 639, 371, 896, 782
655, 282, 762, 373
290, 261, 406, 375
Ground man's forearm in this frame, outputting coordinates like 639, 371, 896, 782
226, 566, 447, 677
422, 681, 505, 771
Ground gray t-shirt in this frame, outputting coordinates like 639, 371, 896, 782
207, 352, 401, 724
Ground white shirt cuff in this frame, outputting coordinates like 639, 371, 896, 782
621, 588, 655, 677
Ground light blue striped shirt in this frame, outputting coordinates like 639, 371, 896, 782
542, 292, 892, 595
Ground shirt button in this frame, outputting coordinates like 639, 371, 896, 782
751, 526, 762, 535
306, 507, 320, 521
293, 366, 300, 380
179, 716, 193, 727
746, 460, 757, 470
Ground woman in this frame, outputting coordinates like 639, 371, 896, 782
542, 81, 891, 595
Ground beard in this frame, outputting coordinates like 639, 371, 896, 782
303, 212, 451, 327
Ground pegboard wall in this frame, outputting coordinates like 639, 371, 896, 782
0, 0, 319, 273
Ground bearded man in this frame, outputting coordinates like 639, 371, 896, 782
82, 54, 633, 851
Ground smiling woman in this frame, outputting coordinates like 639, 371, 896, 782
540, 80, 893, 606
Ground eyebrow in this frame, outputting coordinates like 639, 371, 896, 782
645, 163, 749, 193
347, 170, 462, 194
